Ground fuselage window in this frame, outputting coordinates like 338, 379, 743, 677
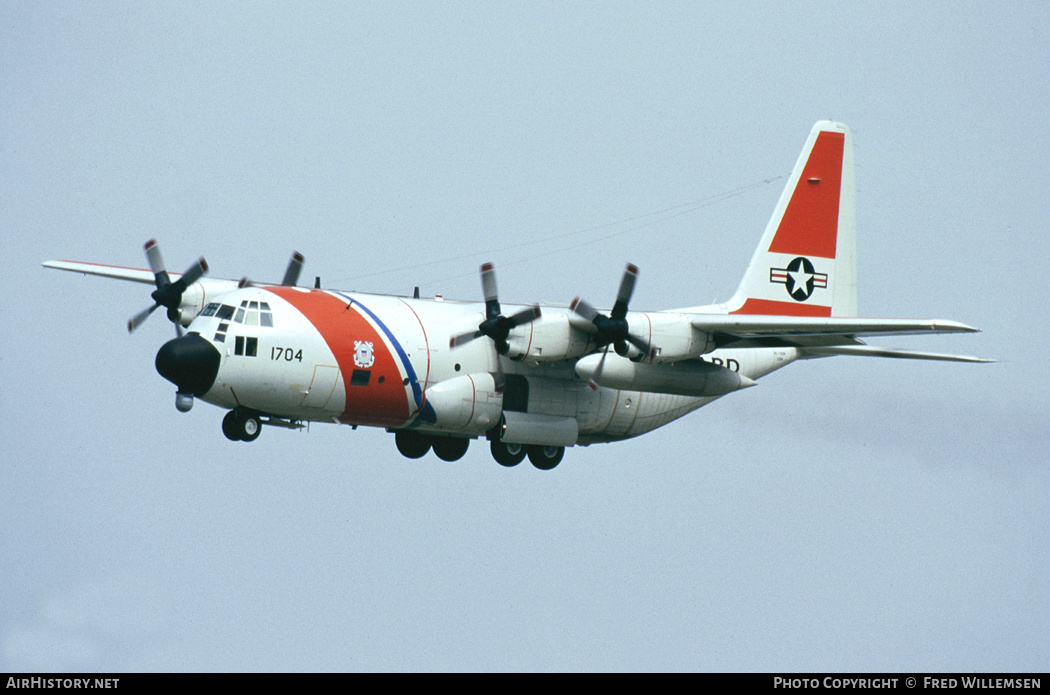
234, 335, 259, 357
214, 322, 230, 343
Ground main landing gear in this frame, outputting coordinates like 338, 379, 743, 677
222, 408, 262, 442
490, 440, 564, 470
526, 445, 564, 470
394, 431, 472, 462
394, 431, 564, 469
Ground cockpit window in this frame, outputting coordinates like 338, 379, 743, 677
215, 304, 236, 321
234, 300, 273, 327
201, 303, 220, 317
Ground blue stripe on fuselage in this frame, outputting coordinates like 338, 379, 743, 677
335, 292, 436, 424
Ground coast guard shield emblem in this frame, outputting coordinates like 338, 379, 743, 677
354, 340, 375, 369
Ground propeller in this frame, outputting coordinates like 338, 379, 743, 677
128, 239, 208, 336
449, 263, 541, 355
570, 263, 655, 388
238, 251, 305, 288
449, 263, 541, 394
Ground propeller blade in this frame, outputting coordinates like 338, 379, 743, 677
128, 304, 159, 333
480, 262, 500, 318
570, 297, 600, 323
587, 346, 610, 391
611, 263, 638, 319
625, 332, 655, 360
449, 330, 484, 348
282, 252, 305, 287
492, 356, 506, 394
506, 305, 542, 328
174, 257, 208, 291
144, 239, 167, 278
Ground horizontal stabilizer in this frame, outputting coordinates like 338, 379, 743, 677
799, 344, 994, 363
690, 315, 981, 339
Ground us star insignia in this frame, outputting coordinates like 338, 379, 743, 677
770, 257, 828, 301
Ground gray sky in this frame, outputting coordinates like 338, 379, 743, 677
2, 1, 1046, 672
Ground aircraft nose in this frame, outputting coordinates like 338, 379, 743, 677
155, 333, 221, 396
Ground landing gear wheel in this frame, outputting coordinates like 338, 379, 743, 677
491, 440, 526, 467
223, 409, 261, 442
527, 445, 564, 470
432, 437, 470, 462
240, 414, 261, 442
222, 410, 243, 441
395, 430, 431, 459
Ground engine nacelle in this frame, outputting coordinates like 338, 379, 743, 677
504, 310, 713, 364
506, 313, 593, 362
176, 282, 206, 327
575, 353, 755, 397
423, 373, 503, 436
640, 312, 713, 363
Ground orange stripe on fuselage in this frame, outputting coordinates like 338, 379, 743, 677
266, 287, 412, 427
731, 298, 832, 317
767, 130, 844, 260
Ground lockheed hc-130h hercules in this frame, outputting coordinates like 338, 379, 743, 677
44, 122, 990, 470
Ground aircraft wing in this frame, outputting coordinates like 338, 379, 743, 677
688, 315, 992, 363
43, 260, 157, 285
43, 259, 242, 296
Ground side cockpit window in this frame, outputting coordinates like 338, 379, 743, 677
208, 300, 272, 346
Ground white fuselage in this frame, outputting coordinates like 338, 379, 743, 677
186, 285, 796, 445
